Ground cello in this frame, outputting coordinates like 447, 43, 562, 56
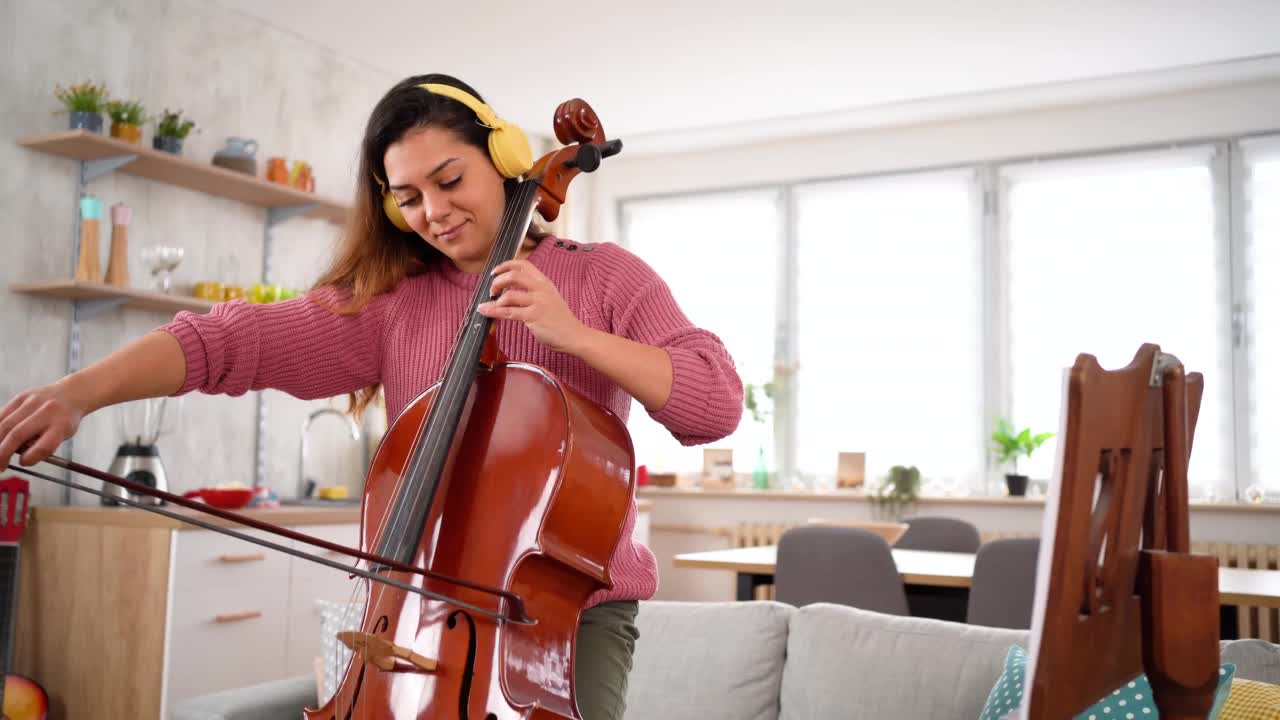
10, 97, 630, 720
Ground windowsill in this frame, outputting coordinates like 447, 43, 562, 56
635, 484, 1280, 513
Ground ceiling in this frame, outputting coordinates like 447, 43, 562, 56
212, 0, 1280, 147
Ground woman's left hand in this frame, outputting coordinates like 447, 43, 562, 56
478, 259, 591, 354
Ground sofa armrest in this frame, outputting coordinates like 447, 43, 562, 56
169, 675, 315, 720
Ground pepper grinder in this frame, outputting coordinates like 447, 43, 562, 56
104, 203, 131, 287
74, 196, 102, 283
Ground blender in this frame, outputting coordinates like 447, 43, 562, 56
102, 397, 179, 506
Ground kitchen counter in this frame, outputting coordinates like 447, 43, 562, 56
36, 497, 654, 531
32, 503, 361, 530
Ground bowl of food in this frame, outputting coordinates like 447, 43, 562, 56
184, 485, 255, 509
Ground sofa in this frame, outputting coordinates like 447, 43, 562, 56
171, 601, 1280, 719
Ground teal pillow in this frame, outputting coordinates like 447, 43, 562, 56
980, 644, 1235, 720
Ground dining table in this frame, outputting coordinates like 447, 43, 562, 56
673, 544, 1280, 638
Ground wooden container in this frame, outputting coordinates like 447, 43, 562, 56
74, 196, 102, 282
104, 203, 131, 287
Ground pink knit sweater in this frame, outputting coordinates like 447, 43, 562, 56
159, 237, 743, 606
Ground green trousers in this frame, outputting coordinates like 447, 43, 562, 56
572, 600, 640, 720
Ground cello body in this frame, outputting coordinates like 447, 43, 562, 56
305, 360, 635, 720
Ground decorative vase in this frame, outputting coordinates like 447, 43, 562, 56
1005, 473, 1029, 497
153, 135, 183, 155
69, 111, 103, 133
110, 121, 142, 144
752, 446, 769, 490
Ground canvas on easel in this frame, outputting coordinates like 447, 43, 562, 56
1021, 344, 1220, 720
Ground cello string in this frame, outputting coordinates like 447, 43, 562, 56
374, 180, 537, 567
337, 180, 537, 718
393, 182, 538, 533
364, 184, 528, 566
367, 184, 528, 568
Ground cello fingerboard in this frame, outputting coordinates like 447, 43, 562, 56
0, 543, 19, 709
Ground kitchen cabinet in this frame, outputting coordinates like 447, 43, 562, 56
13, 505, 360, 718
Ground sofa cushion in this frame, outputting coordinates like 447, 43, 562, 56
169, 675, 316, 720
979, 644, 1236, 720
780, 604, 1029, 720
624, 600, 793, 720
1222, 639, 1280, 685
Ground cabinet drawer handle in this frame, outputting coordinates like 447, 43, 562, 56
213, 611, 263, 623
217, 553, 266, 563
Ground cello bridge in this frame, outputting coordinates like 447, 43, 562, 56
336, 631, 439, 673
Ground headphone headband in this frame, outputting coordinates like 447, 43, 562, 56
374, 80, 533, 231
419, 83, 500, 128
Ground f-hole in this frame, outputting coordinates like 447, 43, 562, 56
447, 610, 496, 720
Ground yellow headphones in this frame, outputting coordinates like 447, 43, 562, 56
375, 83, 533, 232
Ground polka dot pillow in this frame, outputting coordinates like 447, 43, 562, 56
1220, 678, 1280, 719
981, 644, 1236, 720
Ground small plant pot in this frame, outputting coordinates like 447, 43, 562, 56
1005, 473, 1029, 497
69, 111, 103, 133
110, 121, 142, 144
153, 135, 184, 155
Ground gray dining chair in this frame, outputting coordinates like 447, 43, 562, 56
894, 516, 982, 621
966, 537, 1041, 629
774, 525, 909, 615
896, 515, 983, 553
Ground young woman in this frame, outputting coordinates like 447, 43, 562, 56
0, 73, 743, 718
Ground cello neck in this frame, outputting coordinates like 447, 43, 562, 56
375, 180, 542, 565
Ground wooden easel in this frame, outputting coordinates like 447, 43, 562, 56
1024, 344, 1220, 720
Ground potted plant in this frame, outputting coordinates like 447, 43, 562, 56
868, 465, 920, 521
991, 417, 1053, 496
153, 108, 196, 155
105, 99, 146, 144
54, 81, 109, 133
744, 381, 775, 489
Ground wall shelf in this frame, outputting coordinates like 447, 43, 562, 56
17, 131, 349, 224
11, 280, 216, 316
15, 128, 347, 493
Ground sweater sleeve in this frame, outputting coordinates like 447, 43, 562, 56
588, 243, 744, 445
157, 285, 394, 400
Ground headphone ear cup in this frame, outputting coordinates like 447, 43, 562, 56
383, 191, 412, 232
487, 121, 534, 179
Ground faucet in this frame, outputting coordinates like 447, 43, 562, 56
298, 408, 362, 500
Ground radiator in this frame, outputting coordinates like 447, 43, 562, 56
1193, 541, 1280, 643
730, 523, 1279, 641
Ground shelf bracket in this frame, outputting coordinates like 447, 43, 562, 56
74, 297, 128, 320
82, 154, 137, 183
267, 203, 318, 228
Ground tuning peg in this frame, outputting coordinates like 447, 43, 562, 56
563, 143, 602, 173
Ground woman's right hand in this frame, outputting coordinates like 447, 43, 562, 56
0, 381, 88, 467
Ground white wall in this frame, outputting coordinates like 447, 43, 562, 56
584, 75, 1280, 246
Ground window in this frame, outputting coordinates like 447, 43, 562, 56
1243, 138, 1280, 495
793, 171, 984, 490
1002, 148, 1232, 498
613, 132, 1275, 500
620, 190, 781, 474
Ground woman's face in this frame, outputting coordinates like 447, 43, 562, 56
383, 126, 507, 273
